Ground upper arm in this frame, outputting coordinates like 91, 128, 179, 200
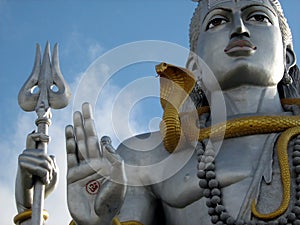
116, 132, 167, 225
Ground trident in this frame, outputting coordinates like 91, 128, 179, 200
18, 42, 71, 225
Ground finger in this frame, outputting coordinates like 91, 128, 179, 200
73, 111, 85, 140
26, 132, 50, 149
82, 102, 94, 120
87, 136, 101, 158
31, 133, 50, 143
82, 105, 97, 137
73, 111, 89, 161
103, 147, 122, 166
45, 155, 58, 196
100, 136, 119, 163
20, 150, 55, 183
49, 155, 58, 172
49, 155, 58, 182
103, 144, 116, 154
21, 149, 55, 162
26, 131, 37, 149
100, 136, 113, 155
20, 151, 54, 172
94, 165, 126, 218
110, 160, 127, 185
65, 125, 79, 168
82, 103, 101, 158
19, 160, 51, 185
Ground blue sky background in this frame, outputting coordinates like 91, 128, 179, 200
0, 1, 299, 224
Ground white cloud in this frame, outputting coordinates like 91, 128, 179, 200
71, 62, 112, 111
88, 43, 104, 62
0, 183, 16, 224
45, 112, 73, 225
0, 113, 38, 224
61, 29, 105, 67
94, 81, 140, 145
0, 57, 156, 224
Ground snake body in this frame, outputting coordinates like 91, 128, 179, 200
251, 126, 300, 219
156, 62, 196, 152
156, 62, 300, 220
198, 115, 300, 141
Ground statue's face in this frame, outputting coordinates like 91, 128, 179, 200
196, 0, 285, 90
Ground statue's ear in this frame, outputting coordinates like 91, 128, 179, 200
286, 46, 296, 71
186, 53, 198, 72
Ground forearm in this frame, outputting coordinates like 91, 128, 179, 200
116, 186, 158, 225
15, 169, 33, 212
15, 169, 49, 225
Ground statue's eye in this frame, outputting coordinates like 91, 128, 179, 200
247, 13, 272, 25
206, 17, 229, 30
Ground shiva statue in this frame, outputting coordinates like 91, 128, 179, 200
14, 0, 300, 224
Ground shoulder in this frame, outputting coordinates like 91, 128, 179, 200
116, 131, 196, 186
116, 131, 172, 186
116, 131, 169, 165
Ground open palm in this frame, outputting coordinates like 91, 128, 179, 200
65, 103, 126, 225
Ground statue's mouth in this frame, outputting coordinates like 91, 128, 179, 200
224, 39, 257, 56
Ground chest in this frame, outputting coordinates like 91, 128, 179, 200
154, 134, 275, 208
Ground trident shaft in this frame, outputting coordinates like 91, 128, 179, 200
18, 42, 71, 225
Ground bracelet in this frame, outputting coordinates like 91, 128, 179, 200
120, 221, 144, 225
69, 220, 76, 225
70, 217, 124, 225
69, 217, 143, 225
112, 217, 122, 225
13, 209, 49, 225
113, 217, 143, 225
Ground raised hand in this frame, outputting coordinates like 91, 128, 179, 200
66, 102, 126, 225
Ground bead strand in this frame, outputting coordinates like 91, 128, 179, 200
196, 134, 300, 225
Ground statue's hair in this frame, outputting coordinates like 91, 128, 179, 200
187, 0, 300, 108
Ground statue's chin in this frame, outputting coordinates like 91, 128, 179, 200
213, 64, 282, 91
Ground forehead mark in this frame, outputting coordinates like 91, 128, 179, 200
208, 0, 264, 9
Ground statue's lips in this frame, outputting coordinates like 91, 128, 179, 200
224, 40, 257, 55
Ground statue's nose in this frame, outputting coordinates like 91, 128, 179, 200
230, 12, 250, 39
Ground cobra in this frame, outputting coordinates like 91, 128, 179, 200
156, 62, 300, 220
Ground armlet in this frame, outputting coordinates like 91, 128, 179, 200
113, 217, 144, 225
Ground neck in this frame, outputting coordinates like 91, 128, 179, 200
210, 85, 284, 119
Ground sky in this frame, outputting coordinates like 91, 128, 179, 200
0, 1, 299, 224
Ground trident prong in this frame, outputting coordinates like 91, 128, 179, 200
18, 42, 71, 112
18, 42, 71, 225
